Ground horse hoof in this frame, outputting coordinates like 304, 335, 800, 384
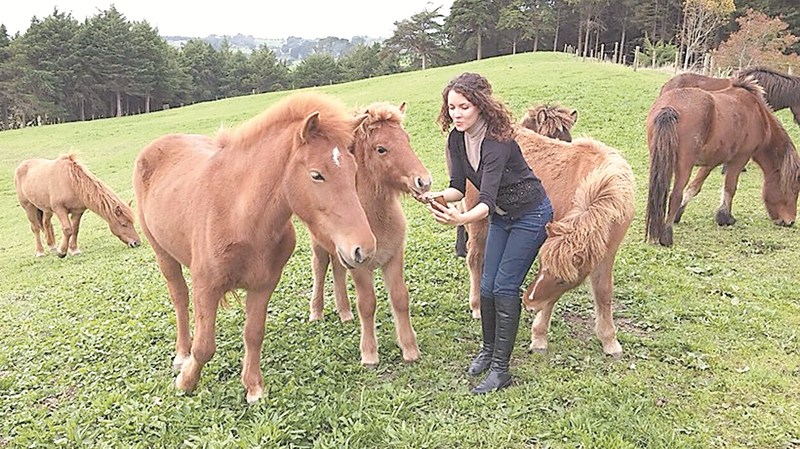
402, 347, 420, 363
57, 252, 67, 259
471, 309, 481, 319
338, 311, 354, 322
674, 206, 685, 223
245, 386, 263, 404
34, 252, 46, 257
68, 249, 82, 256
715, 210, 736, 226
172, 354, 189, 373
528, 345, 548, 354
308, 312, 323, 322
607, 351, 623, 361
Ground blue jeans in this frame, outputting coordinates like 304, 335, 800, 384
480, 197, 553, 299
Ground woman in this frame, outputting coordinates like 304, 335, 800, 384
417, 72, 553, 394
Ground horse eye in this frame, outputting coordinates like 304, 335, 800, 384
376, 146, 388, 154
310, 170, 325, 182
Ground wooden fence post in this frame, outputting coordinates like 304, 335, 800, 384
613, 41, 619, 64
633, 46, 640, 71
600, 44, 605, 62
674, 51, 680, 73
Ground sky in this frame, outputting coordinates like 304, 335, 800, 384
3, 0, 454, 40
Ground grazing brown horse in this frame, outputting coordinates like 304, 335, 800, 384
308, 102, 432, 366
462, 126, 635, 357
661, 68, 800, 126
14, 154, 141, 257
645, 77, 800, 247
519, 103, 579, 142
133, 92, 376, 403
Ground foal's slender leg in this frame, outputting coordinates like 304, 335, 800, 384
43, 211, 57, 252
242, 281, 278, 404
67, 210, 84, 255
675, 166, 714, 224
309, 242, 330, 322
465, 220, 488, 319
352, 268, 379, 366
153, 253, 191, 372
525, 273, 574, 353
21, 204, 45, 256
590, 255, 623, 358
716, 161, 746, 226
52, 206, 73, 257
382, 252, 419, 363
331, 257, 353, 322
175, 278, 222, 394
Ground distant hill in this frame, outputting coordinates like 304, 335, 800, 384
163, 33, 384, 65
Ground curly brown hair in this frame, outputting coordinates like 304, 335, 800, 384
436, 72, 515, 142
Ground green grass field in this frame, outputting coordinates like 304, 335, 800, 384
1, 52, 799, 448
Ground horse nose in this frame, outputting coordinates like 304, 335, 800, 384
129, 240, 141, 248
415, 175, 432, 193
353, 246, 365, 265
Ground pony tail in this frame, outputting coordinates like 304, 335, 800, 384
540, 157, 635, 282
645, 107, 679, 244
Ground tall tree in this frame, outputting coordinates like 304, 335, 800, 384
714, 8, 800, 70
291, 53, 340, 88
385, 7, 447, 70
247, 45, 291, 93
338, 43, 385, 81
178, 39, 222, 103
446, 0, 497, 60
680, 0, 735, 70
497, 0, 533, 54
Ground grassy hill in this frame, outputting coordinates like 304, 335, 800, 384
1, 52, 799, 448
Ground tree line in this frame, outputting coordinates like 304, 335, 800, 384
1, 0, 798, 130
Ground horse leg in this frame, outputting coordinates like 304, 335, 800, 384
43, 211, 57, 253
241, 282, 278, 404
152, 252, 191, 372
716, 161, 746, 226
67, 210, 84, 255
465, 219, 488, 319
52, 207, 73, 257
351, 268, 379, 366
382, 252, 420, 363
791, 105, 800, 127
675, 166, 713, 224
175, 278, 222, 394
589, 251, 624, 358
331, 257, 353, 322
309, 242, 330, 322
661, 164, 693, 246
21, 204, 45, 256
524, 272, 576, 353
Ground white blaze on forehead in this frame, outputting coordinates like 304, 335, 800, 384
332, 146, 341, 167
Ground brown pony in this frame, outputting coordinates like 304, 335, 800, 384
462, 126, 635, 357
308, 102, 432, 366
661, 68, 800, 126
133, 92, 376, 403
519, 103, 579, 142
14, 154, 141, 257
645, 77, 800, 247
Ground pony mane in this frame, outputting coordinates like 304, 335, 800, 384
738, 66, 800, 110
354, 102, 404, 139
732, 75, 767, 102
520, 103, 577, 138
215, 92, 355, 151
777, 128, 800, 195
539, 151, 635, 282
62, 154, 135, 224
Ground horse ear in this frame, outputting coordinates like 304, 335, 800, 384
398, 102, 407, 114
300, 111, 321, 143
350, 113, 369, 132
570, 110, 578, 123
537, 109, 547, 124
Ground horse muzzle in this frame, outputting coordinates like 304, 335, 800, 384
409, 174, 433, 196
337, 245, 372, 269
129, 240, 141, 248
773, 218, 795, 227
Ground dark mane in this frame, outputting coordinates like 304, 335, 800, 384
737, 66, 800, 111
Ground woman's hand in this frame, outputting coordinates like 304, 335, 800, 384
427, 200, 464, 226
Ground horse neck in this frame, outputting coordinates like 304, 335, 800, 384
68, 162, 128, 223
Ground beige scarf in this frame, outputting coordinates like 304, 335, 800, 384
465, 116, 487, 171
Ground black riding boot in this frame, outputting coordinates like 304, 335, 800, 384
471, 297, 520, 394
467, 296, 496, 375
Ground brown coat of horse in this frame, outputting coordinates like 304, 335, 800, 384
308, 102, 432, 366
645, 78, 800, 247
14, 154, 141, 257
462, 118, 635, 357
660, 68, 800, 126
133, 92, 376, 403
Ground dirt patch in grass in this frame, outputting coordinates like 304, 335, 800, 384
39, 385, 78, 412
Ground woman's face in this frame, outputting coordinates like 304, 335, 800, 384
447, 90, 481, 132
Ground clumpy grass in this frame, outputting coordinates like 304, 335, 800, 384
2, 52, 799, 448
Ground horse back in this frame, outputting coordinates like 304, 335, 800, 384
14, 157, 82, 212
